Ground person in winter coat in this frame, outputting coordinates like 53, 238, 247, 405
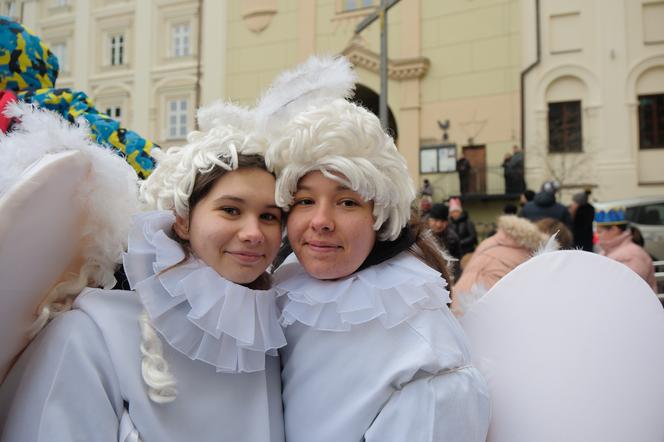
449, 197, 478, 257
428, 204, 462, 260
596, 208, 657, 292
569, 190, 595, 252
521, 180, 572, 227
0, 16, 156, 177
427, 203, 462, 280
452, 215, 549, 314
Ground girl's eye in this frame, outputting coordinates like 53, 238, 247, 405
294, 198, 314, 206
340, 199, 359, 208
260, 213, 281, 222
220, 207, 239, 216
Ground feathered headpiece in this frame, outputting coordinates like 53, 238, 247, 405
262, 55, 416, 241
139, 101, 268, 218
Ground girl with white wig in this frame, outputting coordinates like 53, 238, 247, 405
264, 57, 491, 442
0, 101, 287, 441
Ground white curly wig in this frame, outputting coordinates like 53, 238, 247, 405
140, 102, 268, 216
265, 98, 416, 241
0, 102, 139, 331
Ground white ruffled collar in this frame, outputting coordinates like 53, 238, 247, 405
122, 210, 286, 373
273, 251, 450, 331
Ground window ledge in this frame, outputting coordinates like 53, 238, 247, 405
332, 7, 376, 21
49, 5, 73, 15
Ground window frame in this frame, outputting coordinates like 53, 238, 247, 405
419, 144, 457, 174
171, 22, 191, 58
638, 93, 664, 150
548, 100, 583, 153
165, 98, 189, 140
104, 105, 122, 120
109, 33, 125, 66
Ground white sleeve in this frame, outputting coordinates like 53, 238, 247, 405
0, 310, 125, 442
365, 367, 490, 442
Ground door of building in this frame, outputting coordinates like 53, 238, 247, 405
462, 145, 486, 194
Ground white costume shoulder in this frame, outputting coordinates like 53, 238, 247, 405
275, 252, 490, 442
0, 211, 286, 442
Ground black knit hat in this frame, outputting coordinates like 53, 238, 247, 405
429, 203, 449, 220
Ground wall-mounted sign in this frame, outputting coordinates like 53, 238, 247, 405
419, 143, 457, 173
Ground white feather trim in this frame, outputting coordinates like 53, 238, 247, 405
0, 102, 139, 289
453, 282, 489, 317
533, 232, 560, 257
196, 100, 255, 133
255, 55, 357, 135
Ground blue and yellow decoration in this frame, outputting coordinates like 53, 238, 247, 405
0, 17, 155, 178
594, 207, 628, 226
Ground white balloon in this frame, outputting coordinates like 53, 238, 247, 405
461, 250, 664, 442
0, 151, 90, 381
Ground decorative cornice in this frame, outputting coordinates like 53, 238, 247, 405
341, 40, 430, 81
242, 0, 278, 33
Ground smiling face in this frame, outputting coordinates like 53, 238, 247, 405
287, 171, 376, 280
174, 167, 282, 285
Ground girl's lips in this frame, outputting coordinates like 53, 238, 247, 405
225, 251, 264, 264
305, 241, 341, 253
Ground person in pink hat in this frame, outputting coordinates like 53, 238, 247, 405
449, 197, 478, 258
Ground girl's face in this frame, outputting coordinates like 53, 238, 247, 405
597, 225, 621, 244
174, 168, 282, 285
287, 171, 376, 280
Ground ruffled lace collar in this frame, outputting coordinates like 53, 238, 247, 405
274, 251, 450, 331
122, 210, 286, 373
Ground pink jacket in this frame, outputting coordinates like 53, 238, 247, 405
600, 230, 657, 292
452, 216, 547, 312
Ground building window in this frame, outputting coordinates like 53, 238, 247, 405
104, 106, 122, 120
3, 1, 17, 18
548, 100, 582, 152
343, 0, 374, 11
167, 98, 188, 139
419, 144, 457, 174
639, 94, 664, 149
50, 42, 67, 71
172, 23, 191, 57
109, 34, 125, 66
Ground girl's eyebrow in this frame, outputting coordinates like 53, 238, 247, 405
214, 195, 280, 210
296, 185, 351, 192
213, 195, 245, 204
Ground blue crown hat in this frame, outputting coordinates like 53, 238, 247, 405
594, 207, 628, 226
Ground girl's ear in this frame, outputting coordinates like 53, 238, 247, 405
173, 215, 190, 240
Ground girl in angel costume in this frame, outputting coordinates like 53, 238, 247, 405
262, 56, 491, 442
0, 101, 286, 441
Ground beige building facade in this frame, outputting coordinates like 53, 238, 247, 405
11, 0, 664, 212
522, 0, 664, 202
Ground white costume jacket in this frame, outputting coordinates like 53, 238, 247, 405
0, 211, 286, 442
275, 252, 491, 442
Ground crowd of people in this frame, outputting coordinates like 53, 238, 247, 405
420, 178, 659, 303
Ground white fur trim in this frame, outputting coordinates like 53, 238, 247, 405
497, 215, 549, 251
